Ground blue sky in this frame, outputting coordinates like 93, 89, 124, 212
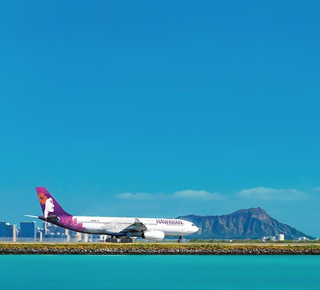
1, 1, 320, 236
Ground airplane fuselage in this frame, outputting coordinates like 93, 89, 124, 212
39, 215, 197, 237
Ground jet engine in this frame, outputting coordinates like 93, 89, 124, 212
141, 230, 165, 241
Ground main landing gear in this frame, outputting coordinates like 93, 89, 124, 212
105, 236, 133, 243
178, 236, 184, 243
120, 237, 133, 243
105, 236, 118, 243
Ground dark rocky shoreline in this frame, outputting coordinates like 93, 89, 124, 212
1, 244, 320, 255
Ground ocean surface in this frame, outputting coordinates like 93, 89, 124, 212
0, 255, 320, 289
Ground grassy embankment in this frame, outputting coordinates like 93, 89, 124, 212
1, 242, 320, 255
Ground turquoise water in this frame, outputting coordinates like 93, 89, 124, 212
0, 255, 320, 289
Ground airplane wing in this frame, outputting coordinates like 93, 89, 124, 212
122, 218, 147, 233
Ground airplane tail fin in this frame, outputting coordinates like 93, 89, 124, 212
35, 187, 70, 218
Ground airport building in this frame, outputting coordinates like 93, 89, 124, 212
1, 220, 95, 242
19, 221, 36, 238
0, 221, 6, 237
42, 222, 68, 242
0, 221, 17, 241
5, 224, 14, 237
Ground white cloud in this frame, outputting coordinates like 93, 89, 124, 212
116, 189, 222, 201
173, 190, 222, 200
237, 187, 308, 201
116, 192, 153, 200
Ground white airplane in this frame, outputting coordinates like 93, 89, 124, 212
30, 187, 199, 242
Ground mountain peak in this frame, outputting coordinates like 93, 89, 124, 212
235, 207, 269, 217
229, 207, 271, 222
177, 207, 312, 239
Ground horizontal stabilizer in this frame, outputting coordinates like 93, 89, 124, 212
25, 215, 38, 218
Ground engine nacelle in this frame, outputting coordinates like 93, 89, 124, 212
142, 230, 165, 241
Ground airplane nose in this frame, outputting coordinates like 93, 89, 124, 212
194, 226, 199, 233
